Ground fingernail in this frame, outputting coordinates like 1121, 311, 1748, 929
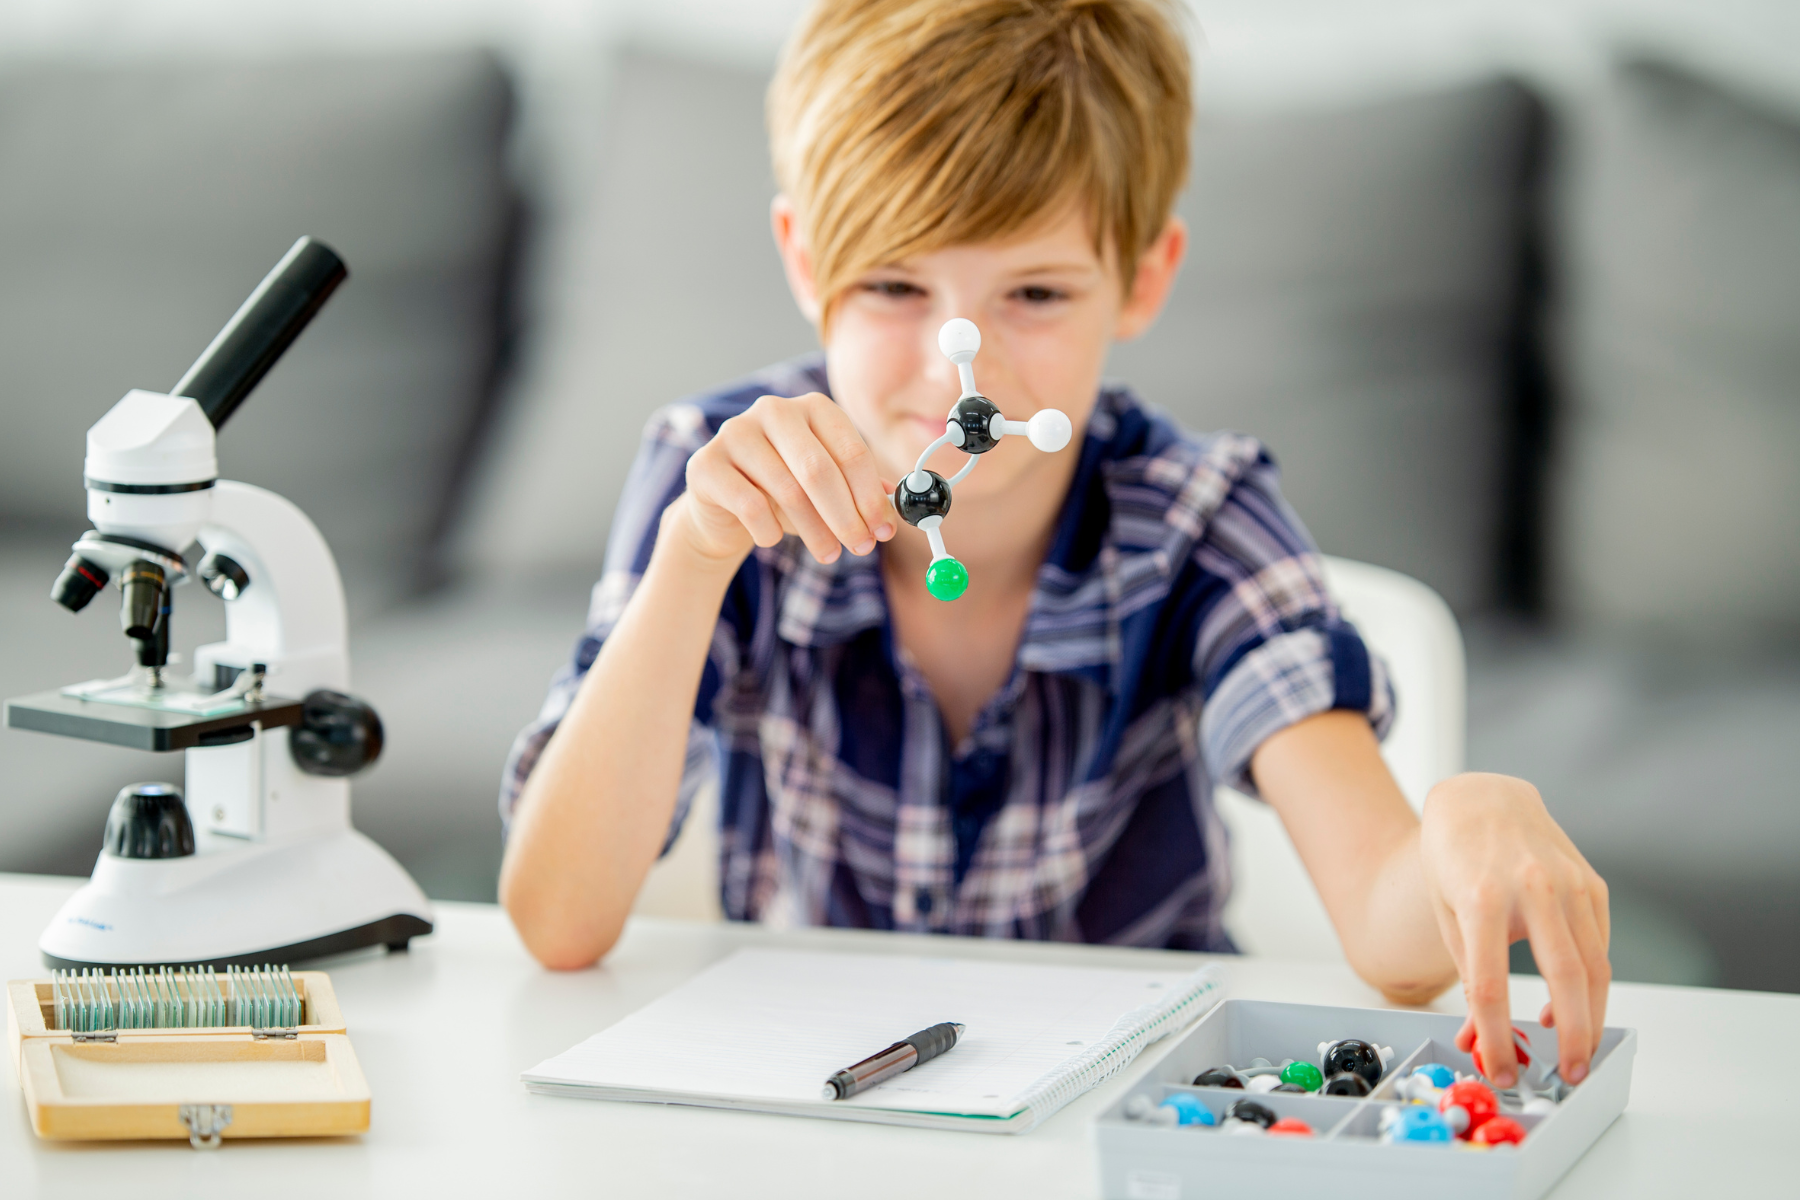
1567, 1062, 1588, 1083
852, 539, 875, 556
874, 523, 894, 540
1496, 1071, 1516, 1088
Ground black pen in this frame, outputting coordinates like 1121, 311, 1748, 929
822, 1022, 966, 1100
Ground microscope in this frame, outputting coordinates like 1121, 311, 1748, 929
4, 237, 433, 969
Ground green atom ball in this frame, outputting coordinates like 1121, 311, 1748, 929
925, 558, 969, 601
1281, 1061, 1324, 1092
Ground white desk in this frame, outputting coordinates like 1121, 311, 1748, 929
2, 872, 1790, 1197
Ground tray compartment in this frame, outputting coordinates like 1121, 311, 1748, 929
1145, 1085, 1366, 1138
1329, 1099, 1548, 1144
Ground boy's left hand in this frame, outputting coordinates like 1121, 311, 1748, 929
1419, 773, 1611, 1088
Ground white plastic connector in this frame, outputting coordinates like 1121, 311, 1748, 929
994, 410, 1071, 452
939, 318, 981, 397
918, 514, 949, 561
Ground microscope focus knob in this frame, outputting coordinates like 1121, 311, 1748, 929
199, 552, 250, 601
103, 783, 196, 859
291, 689, 385, 777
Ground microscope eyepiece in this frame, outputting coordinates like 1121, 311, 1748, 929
51, 555, 110, 613
172, 236, 347, 430
119, 560, 168, 643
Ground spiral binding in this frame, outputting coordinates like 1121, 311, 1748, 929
1011, 965, 1224, 1132
50, 965, 302, 1033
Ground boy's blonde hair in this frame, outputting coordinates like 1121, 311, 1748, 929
769, 0, 1191, 328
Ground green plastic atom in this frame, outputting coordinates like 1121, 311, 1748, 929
1281, 1061, 1324, 1092
926, 558, 969, 601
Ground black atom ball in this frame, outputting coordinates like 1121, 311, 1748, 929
1321, 1038, 1385, 1087
1225, 1099, 1277, 1128
1322, 1071, 1372, 1097
894, 470, 952, 527
1191, 1068, 1243, 1089
950, 395, 1002, 455
1272, 1083, 1306, 1094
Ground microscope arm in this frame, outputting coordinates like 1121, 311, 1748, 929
193, 480, 350, 698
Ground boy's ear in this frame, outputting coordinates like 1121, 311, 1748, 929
1114, 216, 1188, 342
771, 195, 824, 327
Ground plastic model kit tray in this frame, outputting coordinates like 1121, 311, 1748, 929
1095, 999, 1635, 1200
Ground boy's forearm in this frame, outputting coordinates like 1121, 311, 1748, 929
500, 502, 742, 968
1354, 829, 1460, 1004
1253, 711, 1457, 1003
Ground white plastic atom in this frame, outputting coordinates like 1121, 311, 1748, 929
1027, 408, 1073, 452
937, 317, 981, 363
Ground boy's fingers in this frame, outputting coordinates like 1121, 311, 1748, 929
1567, 884, 1612, 1075
729, 432, 843, 563
808, 397, 895, 541
1589, 870, 1611, 954
764, 401, 875, 554
698, 465, 784, 548
1522, 884, 1594, 1084
1457, 901, 1518, 1087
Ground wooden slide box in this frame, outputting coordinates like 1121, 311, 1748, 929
5, 972, 370, 1144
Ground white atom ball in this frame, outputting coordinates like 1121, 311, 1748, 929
937, 318, 981, 363
1027, 408, 1073, 452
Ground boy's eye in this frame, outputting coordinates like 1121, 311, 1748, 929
863, 280, 926, 298
1014, 285, 1067, 304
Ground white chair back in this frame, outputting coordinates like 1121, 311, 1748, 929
1217, 555, 1466, 960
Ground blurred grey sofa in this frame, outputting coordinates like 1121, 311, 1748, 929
0, 45, 1794, 991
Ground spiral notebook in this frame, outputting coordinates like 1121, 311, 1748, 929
521, 948, 1223, 1133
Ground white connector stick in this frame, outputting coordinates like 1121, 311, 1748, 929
996, 411, 1074, 452
918, 515, 950, 561
914, 431, 955, 477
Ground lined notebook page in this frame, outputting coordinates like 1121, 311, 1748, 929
522, 948, 1197, 1119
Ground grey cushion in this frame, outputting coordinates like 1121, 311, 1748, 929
0, 51, 516, 613
1465, 621, 1800, 992
1552, 60, 1800, 634
455, 48, 817, 579
1109, 79, 1547, 614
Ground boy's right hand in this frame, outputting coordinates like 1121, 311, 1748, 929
673, 392, 897, 568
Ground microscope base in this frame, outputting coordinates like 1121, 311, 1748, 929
41, 914, 434, 972
38, 828, 435, 970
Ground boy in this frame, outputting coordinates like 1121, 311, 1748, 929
499, 0, 1610, 1090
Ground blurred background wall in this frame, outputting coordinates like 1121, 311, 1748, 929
0, 0, 1795, 992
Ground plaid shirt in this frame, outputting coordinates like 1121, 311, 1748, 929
502, 358, 1392, 951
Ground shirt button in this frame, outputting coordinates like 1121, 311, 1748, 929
916, 888, 934, 915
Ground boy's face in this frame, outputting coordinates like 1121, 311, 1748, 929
774, 203, 1186, 502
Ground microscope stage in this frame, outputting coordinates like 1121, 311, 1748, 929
4, 688, 303, 752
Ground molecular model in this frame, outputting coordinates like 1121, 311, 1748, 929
892, 318, 1073, 601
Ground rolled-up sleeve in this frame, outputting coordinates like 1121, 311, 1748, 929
498, 402, 736, 847
1190, 453, 1395, 798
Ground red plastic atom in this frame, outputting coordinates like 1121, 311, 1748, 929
1439, 1080, 1500, 1139
1470, 1115, 1528, 1146
1472, 1025, 1533, 1078
1267, 1117, 1314, 1137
